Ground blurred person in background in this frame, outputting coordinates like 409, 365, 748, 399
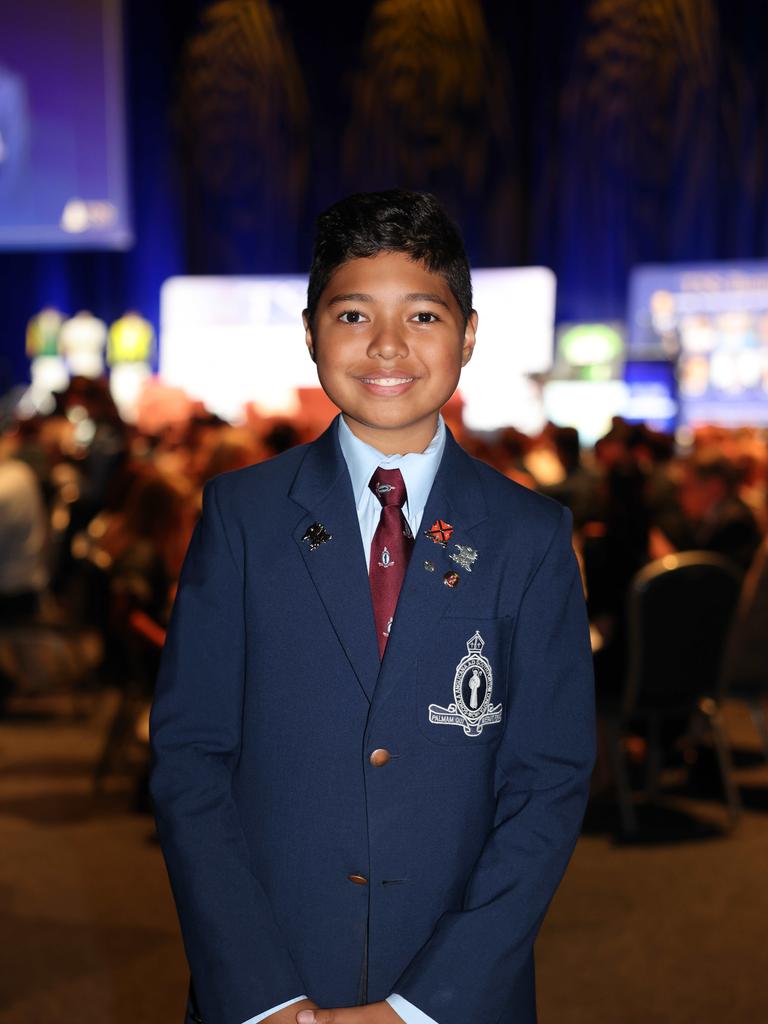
585, 432, 653, 699
196, 427, 262, 492
0, 433, 49, 712
721, 533, 768, 716
99, 468, 194, 641
85, 467, 195, 805
0, 437, 48, 621
542, 426, 598, 529
262, 420, 301, 459
497, 426, 537, 490
677, 454, 761, 571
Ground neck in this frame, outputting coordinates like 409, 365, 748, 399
341, 413, 439, 455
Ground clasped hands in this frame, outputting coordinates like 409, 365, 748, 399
266, 996, 401, 1023
297, 1001, 402, 1023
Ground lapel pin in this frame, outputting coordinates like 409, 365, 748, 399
443, 570, 460, 588
425, 519, 454, 546
302, 522, 332, 551
423, 560, 435, 572
450, 544, 478, 573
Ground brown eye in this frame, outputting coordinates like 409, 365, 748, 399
339, 310, 365, 324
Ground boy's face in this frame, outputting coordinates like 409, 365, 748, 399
304, 251, 477, 454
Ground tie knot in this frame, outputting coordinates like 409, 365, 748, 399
369, 467, 407, 508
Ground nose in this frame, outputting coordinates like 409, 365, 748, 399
367, 318, 408, 361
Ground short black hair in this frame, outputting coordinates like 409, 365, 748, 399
305, 189, 472, 327
692, 455, 742, 494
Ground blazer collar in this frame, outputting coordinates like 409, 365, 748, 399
289, 418, 380, 701
288, 416, 488, 704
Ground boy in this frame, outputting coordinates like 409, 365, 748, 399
150, 190, 595, 1024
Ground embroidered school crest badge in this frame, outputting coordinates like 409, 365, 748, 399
428, 631, 503, 737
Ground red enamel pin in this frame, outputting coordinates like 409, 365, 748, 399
425, 519, 454, 546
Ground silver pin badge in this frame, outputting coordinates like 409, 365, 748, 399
424, 560, 435, 572
450, 544, 478, 573
302, 522, 332, 551
376, 482, 395, 495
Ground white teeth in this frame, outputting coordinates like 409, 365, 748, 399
361, 377, 414, 386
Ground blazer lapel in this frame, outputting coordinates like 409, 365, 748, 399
371, 432, 489, 714
289, 419, 380, 702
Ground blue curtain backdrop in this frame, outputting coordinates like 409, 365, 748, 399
3, 0, 768, 389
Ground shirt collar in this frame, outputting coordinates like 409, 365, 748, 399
337, 413, 446, 518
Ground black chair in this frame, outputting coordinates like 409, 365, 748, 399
720, 540, 768, 761
604, 551, 744, 834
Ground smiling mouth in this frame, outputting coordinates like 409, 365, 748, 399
358, 376, 415, 387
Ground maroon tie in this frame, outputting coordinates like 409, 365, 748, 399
369, 467, 414, 657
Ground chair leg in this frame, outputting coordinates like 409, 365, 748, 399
645, 716, 662, 800
605, 717, 637, 835
700, 698, 741, 829
93, 689, 137, 793
748, 699, 768, 763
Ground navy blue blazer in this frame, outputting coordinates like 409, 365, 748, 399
150, 418, 596, 1024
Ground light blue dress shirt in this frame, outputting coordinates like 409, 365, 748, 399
241, 415, 444, 1024
337, 412, 446, 572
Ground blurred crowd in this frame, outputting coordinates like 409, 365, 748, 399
1, 377, 767, 800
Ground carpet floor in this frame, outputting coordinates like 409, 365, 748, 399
0, 693, 765, 1024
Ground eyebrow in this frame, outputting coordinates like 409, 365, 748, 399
326, 293, 373, 306
404, 292, 450, 309
326, 291, 450, 309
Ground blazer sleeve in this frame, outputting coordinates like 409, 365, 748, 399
392, 505, 596, 1024
149, 479, 305, 1024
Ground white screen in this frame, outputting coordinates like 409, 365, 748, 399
159, 267, 556, 431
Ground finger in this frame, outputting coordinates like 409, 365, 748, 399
298, 1009, 355, 1024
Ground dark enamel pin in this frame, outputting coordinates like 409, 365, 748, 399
302, 522, 332, 551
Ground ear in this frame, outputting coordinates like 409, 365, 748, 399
302, 309, 316, 362
461, 310, 478, 367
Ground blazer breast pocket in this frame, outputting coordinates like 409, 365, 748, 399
415, 615, 513, 746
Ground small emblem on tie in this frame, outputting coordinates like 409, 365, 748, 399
378, 546, 395, 569
303, 522, 332, 551
450, 544, 478, 572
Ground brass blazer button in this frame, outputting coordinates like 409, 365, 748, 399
347, 873, 368, 885
369, 748, 391, 767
